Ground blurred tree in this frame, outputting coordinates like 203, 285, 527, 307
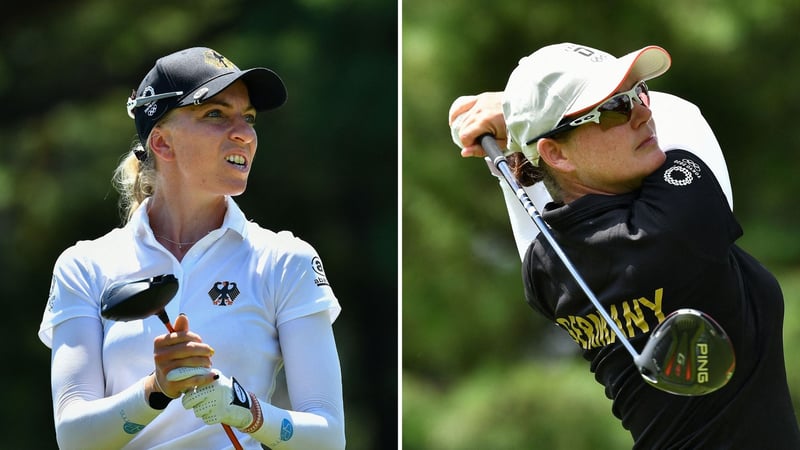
1, 1, 396, 448
403, 0, 800, 448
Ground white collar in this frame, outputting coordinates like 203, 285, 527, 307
129, 196, 249, 244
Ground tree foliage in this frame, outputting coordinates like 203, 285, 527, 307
2, 1, 396, 448
403, 0, 800, 447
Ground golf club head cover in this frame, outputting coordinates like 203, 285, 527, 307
181, 369, 263, 433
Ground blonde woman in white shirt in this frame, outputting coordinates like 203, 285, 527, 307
39, 47, 345, 450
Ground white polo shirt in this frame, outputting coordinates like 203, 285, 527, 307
39, 196, 341, 449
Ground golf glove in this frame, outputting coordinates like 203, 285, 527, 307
181, 369, 263, 432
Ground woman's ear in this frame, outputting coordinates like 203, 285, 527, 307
537, 138, 574, 173
148, 126, 175, 161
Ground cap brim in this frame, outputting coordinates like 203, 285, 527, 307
567, 46, 671, 116
177, 67, 287, 111
240, 68, 288, 110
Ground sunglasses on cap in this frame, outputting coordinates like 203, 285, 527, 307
526, 81, 650, 145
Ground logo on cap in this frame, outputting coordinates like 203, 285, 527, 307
563, 44, 610, 63
204, 49, 238, 70
138, 86, 161, 117
192, 87, 210, 104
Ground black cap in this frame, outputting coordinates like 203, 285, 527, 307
127, 47, 287, 146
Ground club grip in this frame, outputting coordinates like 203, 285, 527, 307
479, 134, 505, 160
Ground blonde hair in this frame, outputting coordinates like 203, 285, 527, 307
112, 140, 156, 224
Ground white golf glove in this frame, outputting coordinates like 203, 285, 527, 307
180, 369, 263, 432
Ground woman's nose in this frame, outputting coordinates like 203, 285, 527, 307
230, 118, 256, 144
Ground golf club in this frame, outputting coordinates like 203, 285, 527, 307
101, 274, 243, 450
101, 274, 178, 331
479, 134, 735, 396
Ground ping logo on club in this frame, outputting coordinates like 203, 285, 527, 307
208, 281, 240, 306
697, 343, 710, 383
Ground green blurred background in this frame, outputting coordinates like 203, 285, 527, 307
403, 1, 800, 449
8, 0, 800, 449
2, 1, 396, 449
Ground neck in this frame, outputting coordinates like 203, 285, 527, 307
147, 193, 227, 254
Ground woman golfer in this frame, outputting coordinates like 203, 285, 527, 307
39, 47, 345, 449
449, 42, 800, 449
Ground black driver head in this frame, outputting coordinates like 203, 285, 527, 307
101, 274, 178, 321
635, 308, 736, 396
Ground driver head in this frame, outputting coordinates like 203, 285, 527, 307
635, 308, 735, 396
101, 274, 178, 321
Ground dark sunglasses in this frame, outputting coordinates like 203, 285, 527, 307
526, 81, 650, 145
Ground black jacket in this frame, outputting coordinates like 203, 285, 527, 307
523, 150, 800, 449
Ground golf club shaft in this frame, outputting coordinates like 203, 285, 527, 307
479, 134, 639, 358
157, 310, 175, 333
157, 315, 243, 450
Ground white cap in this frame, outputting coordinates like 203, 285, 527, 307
503, 43, 671, 165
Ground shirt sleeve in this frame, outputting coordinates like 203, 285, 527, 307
39, 244, 105, 348
269, 232, 342, 327
650, 91, 733, 210
637, 150, 742, 261
40, 246, 165, 449
49, 316, 162, 449
498, 178, 552, 261
249, 311, 345, 449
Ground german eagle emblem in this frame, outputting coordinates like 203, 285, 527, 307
208, 281, 240, 306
